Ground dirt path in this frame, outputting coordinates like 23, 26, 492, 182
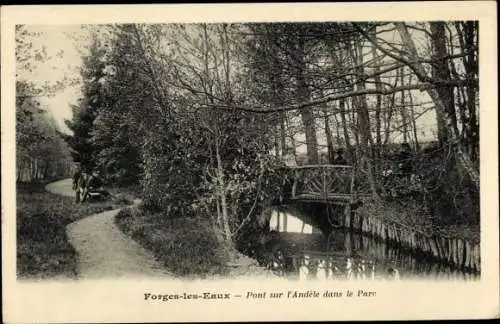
46, 179, 171, 279
46, 178, 75, 197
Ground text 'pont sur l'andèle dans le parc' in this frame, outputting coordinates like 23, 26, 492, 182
143, 290, 376, 302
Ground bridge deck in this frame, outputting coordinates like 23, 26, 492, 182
287, 164, 371, 204
291, 193, 355, 203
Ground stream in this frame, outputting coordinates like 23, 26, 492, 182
252, 207, 480, 281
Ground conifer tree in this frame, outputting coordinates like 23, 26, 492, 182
61, 35, 108, 172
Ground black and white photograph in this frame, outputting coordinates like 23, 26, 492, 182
2, 2, 498, 322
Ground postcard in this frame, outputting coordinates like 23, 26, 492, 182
2, 2, 498, 322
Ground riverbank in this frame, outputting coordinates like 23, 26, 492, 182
115, 205, 274, 279
17, 181, 134, 279
352, 198, 480, 272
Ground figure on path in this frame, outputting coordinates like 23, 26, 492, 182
333, 149, 348, 165
73, 167, 105, 203
72, 166, 85, 203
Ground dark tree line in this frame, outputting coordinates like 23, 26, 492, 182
16, 26, 74, 182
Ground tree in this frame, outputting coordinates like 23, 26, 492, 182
61, 33, 108, 172
166, 23, 276, 240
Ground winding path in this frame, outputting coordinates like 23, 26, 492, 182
46, 179, 171, 279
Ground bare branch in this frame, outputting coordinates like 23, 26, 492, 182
199, 81, 474, 114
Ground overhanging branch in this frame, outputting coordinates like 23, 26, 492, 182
199, 80, 475, 114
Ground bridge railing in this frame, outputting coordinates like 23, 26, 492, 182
290, 165, 355, 202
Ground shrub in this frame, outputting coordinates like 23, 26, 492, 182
356, 195, 480, 245
415, 149, 479, 226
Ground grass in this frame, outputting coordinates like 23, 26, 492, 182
16, 181, 133, 280
115, 206, 233, 279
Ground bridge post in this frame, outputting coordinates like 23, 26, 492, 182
322, 167, 327, 199
344, 203, 352, 229
291, 168, 299, 199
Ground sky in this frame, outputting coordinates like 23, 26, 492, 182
18, 25, 89, 133
18, 23, 437, 147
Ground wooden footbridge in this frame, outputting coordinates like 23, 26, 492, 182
288, 165, 371, 205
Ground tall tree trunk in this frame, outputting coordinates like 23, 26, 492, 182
399, 68, 409, 143
268, 32, 287, 157
285, 113, 298, 162
332, 111, 343, 147
300, 103, 318, 164
274, 125, 280, 158
352, 39, 379, 198
371, 39, 383, 176
458, 21, 479, 163
329, 41, 352, 162
350, 98, 360, 150
222, 23, 232, 103
280, 111, 287, 155
30, 158, 36, 181
276, 67, 287, 157
324, 109, 335, 164
216, 195, 223, 230
408, 84, 421, 151
215, 136, 231, 240
339, 98, 353, 163
17, 160, 23, 181
429, 22, 459, 147
320, 89, 336, 164
371, 39, 383, 156
295, 36, 318, 164
384, 68, 399, 146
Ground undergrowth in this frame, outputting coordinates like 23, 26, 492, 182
115, 206, 232, 278
356, 197, 480, 245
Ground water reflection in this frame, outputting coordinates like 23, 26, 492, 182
260, 208, 479, 281
268, 208, 322, 235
